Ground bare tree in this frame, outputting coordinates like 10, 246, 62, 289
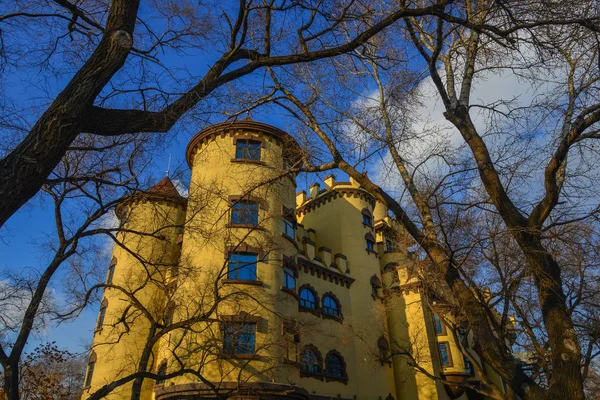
256, 2, 600, 397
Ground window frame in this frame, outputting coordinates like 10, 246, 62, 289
433, 314, 447, 336
365, 232, 377, 254
84, 352, 96, 388
222, 322, 257, 356
325, 350, 348, 383
298, 285, 318, 312
231, 201, 259, 226
361, 208, 374, 227
227, 252, 258, 281
464, 355, 475, 376
283, 219, 296, 239
106, 257, 116, 285
235, 139, 262, 160
438, 342, 453, 367
283, 267, 296, 291
300, 345, 323, 379
95, 300, 107, 332
385, 239, 393, 252
322, 292, 342, 320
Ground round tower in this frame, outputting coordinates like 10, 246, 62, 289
157, 119, 303, 399
82, 178, 186, 400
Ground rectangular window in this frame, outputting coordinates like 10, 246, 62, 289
385, 240, 393, 252
458, 328, 468, 346
228, 252, 257, 280
223, 323, 256, 355
464, 356, 474, 376
366, 240, 375, 251
363, 215, 373, 226
283, 267, 296, 290
433, 314, 445, 335
231, 202, 259, 225
283, 219, 295, 239
438, 342, 452, 367
84, 362, 95, 387
235, 139, 261, 160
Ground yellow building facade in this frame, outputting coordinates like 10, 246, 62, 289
81, 120, 503, 400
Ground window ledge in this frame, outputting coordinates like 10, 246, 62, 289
366, 249, 378, 257
281, 286, 298, 298
219, 353, 256, 360
231, 158, 266, 166
226, 223, 266, 230
362, 223, 374, 229
299, 306, 320, 317
222, 279, 264, 286
283, 359, 300, 367
325, 375, 349, 384
322, 313, 343, 323
281, 233, 297, 246
300, 370, 325, 381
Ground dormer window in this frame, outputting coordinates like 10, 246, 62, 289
235, 139, 261, 160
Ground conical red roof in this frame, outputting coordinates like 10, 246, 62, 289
147, 176, 182, 198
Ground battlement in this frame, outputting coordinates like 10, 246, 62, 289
295, 174, 376, 216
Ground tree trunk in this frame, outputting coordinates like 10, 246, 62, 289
0, 0, 139, 229
130, 325, 158, 400
518, 234, 585, 400
3, 362, 19, 400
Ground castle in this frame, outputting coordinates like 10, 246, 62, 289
81, 120, 504, 400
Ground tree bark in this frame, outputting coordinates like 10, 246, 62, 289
0, 0, 140, 229
3, 362, 19, 400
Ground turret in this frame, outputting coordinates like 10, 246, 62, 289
82, 177, 186, 399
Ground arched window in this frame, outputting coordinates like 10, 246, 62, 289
84, 352, 96, 388
96, 299, 108, 331
300, 345, 322, 375
322, 293, 341, 318
325, 350, 347, 382
299, 285, 318, 311
106, 257, 116, 285
156, 361, 167, 384
377, 335, 390, 365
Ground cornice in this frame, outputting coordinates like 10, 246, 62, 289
297, 257, 354, 289
186, 120, 301, 167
